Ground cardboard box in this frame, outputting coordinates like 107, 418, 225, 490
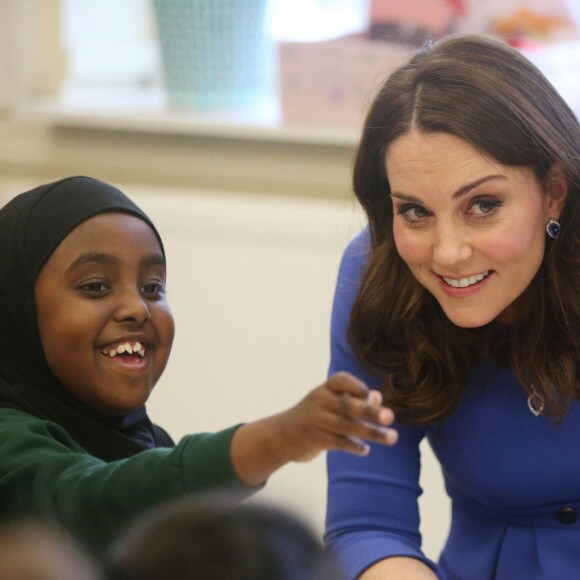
278, 37, 413, 128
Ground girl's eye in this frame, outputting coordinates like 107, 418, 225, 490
468, 198, 503, 218
142, 282, 165, 297
397, 203, 431, 223
78, 282, 109, 295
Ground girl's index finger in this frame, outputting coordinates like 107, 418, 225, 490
367, 389, 383, 406
326, 372, 370, 399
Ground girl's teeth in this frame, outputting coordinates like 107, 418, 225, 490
116, 342, 134, 354
103, 342, 146, 358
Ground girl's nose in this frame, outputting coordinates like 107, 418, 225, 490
433, 225, 473, 267
113, 289, 150, 324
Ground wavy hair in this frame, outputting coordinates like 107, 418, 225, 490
349, 34, 580, 425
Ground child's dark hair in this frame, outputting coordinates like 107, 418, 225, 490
106, 493, 345, 580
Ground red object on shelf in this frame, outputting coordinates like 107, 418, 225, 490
369, 0, 456, 38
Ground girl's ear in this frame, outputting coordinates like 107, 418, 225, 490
544, 161, 569, 219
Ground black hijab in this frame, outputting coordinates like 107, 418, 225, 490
0, 176, 174, 461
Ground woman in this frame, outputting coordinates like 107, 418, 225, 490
0, 176, 396, 555
325, 34, 579, 579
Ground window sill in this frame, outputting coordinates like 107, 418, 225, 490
14, 86, 360, 148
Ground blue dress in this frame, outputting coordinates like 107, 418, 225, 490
325, 229, 580, 579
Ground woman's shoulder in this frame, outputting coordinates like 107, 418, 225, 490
343, 227, 371, 261
336, 227, 371, 282
330, 228, 371, 344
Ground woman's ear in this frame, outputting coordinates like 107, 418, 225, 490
544, 161, 569, 219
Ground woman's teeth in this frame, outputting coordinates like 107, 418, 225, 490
102, 342, 145, 358
443, 271, 490, 288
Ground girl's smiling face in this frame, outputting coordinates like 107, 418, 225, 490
34, 212, 175, 416
387, 131, 567, 328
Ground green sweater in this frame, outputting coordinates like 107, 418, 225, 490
0, 408, 249, 554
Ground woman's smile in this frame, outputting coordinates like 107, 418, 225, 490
440, 270, 491, 289
436, 270, 494, 299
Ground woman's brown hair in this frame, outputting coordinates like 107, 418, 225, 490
349, 34, 580, 426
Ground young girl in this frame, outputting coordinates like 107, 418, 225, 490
325, 34, 578, 579
0, 176, 397, 555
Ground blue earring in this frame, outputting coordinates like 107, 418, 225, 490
545, 219, 560, 239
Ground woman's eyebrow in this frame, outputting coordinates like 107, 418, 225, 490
451, 174, 506, 200
66, 252, 118, 273
390, 174, 507, 203
389, 192, 423, 203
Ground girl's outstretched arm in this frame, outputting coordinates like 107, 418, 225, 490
230, 372, 398, 486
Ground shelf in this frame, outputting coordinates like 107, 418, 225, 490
15, 87, 360, 148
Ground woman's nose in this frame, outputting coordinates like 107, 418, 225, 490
432, 225, 472, 267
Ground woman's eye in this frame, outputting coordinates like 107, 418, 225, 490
469, 198, 503, 217
397, 204, 430, 222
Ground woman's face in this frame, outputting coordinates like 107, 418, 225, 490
387, 131, 566, 328
34, 213, 175, 416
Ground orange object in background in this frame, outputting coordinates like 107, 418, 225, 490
493, 8, 570, 47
